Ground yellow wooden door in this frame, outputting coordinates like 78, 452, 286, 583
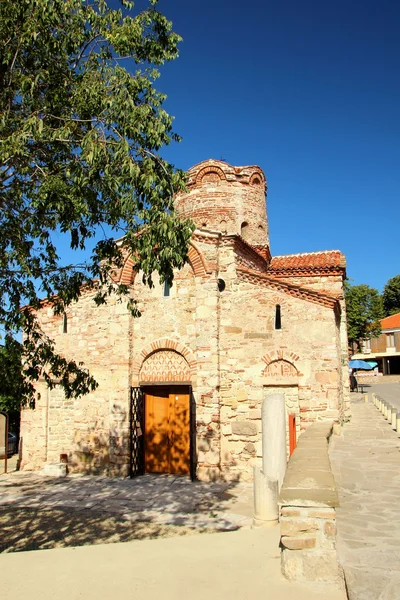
144, 388, 190, 475
144, 390, 170, 474
169, 392, 190, 475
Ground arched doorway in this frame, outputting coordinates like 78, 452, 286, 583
130, 349, 195, 478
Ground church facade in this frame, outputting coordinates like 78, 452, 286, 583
20, 159, 350, 481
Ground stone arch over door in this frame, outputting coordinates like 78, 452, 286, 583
261, 349, 302, 377
262, 359, 298, 378
139, 350, 191, 384
261, 349, 301, 458
131, 340, 197, 478
131, 338, 196, 386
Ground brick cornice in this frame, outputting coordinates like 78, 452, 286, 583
237, 267, 340, 309
186, 159, 267, 189
269, 267, 344, 278
191, 231, 220, 245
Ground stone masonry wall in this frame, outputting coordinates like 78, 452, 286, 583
279, 421, 340, 582
20, 159, 347, 482
20, 291, 132, 476
20, 233, 346, 481
216, 234, 344, 481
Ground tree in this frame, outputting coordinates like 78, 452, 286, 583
345, 282, 384, 351
0, 336, 34, 414
383, 275, 400, 316
0, 0, 194, 409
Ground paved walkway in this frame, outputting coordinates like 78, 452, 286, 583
0, 525, 345, 600
364, 382, 400, 411
330, 393, 400, 600
0, 472, 254, 530
0, 471, 346, 600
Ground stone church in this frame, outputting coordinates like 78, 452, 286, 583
20, 159, 350, 481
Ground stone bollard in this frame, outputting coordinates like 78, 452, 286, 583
378, 397, 383, 412
381, 400, 386, 416
364, 394, 368, 403
391, 408, 397, 430
397, 413, 400, 433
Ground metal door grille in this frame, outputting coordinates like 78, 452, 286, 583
130, 387, 144, 478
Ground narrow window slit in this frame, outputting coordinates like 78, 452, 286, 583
275, 305, 281, 330
62, 313, 68, 333
163, 281, 171, 297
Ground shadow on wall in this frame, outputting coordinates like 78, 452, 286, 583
40, 404, 131, 477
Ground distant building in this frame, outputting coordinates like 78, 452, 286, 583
20, 159, 350, 481
353, 312, 400, 375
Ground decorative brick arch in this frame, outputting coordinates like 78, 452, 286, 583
187, 242, 209, 276
261, 350, 302, 377
249, 169, 266, 186
120, 254, 137, 285
140, 350, 191, 383
118, 242, 208, 285
196, 165, 226, 185
132, 339, 197, 384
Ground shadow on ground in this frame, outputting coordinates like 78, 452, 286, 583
0, 505, 211, 554
0, 472, 253, 553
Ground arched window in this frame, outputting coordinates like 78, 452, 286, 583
275, 305, 281, 330
241, 221, 249, 241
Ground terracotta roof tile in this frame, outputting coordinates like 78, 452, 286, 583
381, 313, 400, 330
269, 250, 346, 276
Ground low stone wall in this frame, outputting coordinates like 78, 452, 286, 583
279, 421, 340, 582
356, 374, 400, 384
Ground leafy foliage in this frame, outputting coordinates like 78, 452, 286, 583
383, 275, 400, 317
0, 336, 35, 413
345, 282, 384, 350
0, 0, 194, 410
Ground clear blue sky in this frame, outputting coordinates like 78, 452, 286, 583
144, 0, 399, 292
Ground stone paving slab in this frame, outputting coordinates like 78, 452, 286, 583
0, 471, 254, 531
330, 394, 400, 600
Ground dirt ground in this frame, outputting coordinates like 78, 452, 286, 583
0, 506, 211, 554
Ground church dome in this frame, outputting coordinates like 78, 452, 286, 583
175, 159, 269, 247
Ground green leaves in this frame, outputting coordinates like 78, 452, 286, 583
345, 282, 384, 350
0, 0, 193, 410
383, 275, 400, 317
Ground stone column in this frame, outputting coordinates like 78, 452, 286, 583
253, 393, 287, 527
262, 393, 287, 489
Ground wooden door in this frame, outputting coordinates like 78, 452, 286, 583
144, 388, 190, 475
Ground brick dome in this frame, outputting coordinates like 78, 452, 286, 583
175, 159, 269, 247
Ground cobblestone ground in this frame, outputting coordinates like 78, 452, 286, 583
330, 394, 400, 600
0, 472, 253, 553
